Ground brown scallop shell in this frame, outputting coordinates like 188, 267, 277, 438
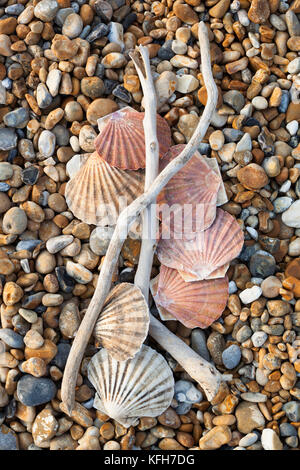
157, 145, 221, 233
94, 106, 172, 170
153, 265, 229, 329
157, 208, 244, 281
65, 152, 145, 226
93, 283, 150, 362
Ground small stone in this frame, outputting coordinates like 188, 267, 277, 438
237, 163, 268, 190
62, 13, 83, 39
86, 98, 118, 126
24, 330, 44, 350
36, 83, 52, 109
261, 429, 283, 450
0, 128, 17, 151
89, 227, 114, 255
81, 77, 104, 99
248, 0, 270, 23
282, 201, 300, 228
0, 329, 24, 349
52, 37, 79, 60
222, 344, 241, 369
173, 3, 198, 24
102, 52, 126, 69
22, 357, 47, 378
46, 235, 74, 254
239, 285, 262, 304
3, 108, 29, 128
38, 130, 56, 157
79, 125, 97, 152
239, 433, 258, 447
235, 402, 265, 434
155, 71, 177, 109
35, 251, 56, 274
249, 250, 276, 278
32, 409, 58, 448
59, 302, 81, 338
17, 375, 57, 406
46, 70, 62, 98
170, 55, 198, 69
34, 0, 58, 21
66, 261, 93, 284
0, 162, 13, 181
21, 167, 39, 185
0, 34, 12, 57
191, 329, 210, 361
251, 331, 268, 347
282, 402, 300, 421
199, 425, 232, 450
0, 425, 18, 450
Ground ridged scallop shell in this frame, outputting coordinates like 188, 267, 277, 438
88, 344, 174, 428
95, 106, 171, 170
157, 208, 244, 281
150, 275, 176, 322
203, 156, 228, 206
157, 145, 221, 233
153, 265, 229, 328
93, 283, 150, 361
65, 152, 145, 226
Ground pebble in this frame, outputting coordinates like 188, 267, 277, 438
239, 286, 262, 304
66, 261, 93, 284
38, 131, 56, 157
0, 128, 17, 151
46, 235, 74, 254
251, 331, 268, 347
0, 425, 18, 450
249, 250, 276, 278
17, 375, 57, 406
199, 425, 231, 450
235, 402, 265, 434
282, 201, 300, 228
261, 429, 283, 450
222, 345, 241, 369
32, 409, 58, 448
3, 207, 27, 235
239, 433, 258, 447
282, 402, 300, 422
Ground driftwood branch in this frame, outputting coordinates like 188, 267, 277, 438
129, 46, 159, 302
61, 22, 223, 415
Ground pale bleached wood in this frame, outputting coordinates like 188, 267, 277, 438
129, 46, 159, 302
61, 22, 222, 415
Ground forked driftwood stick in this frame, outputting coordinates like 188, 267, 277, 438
61, 22, 224, 415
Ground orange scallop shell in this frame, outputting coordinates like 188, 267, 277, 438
157, 145, 221, 233
157, 208, 244, 281
94, 106, 172, 170
153, 265, 229, 328
65, 151, 145, 226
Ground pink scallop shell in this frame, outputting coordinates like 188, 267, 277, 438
153, 265, 229, 329
157, 145, 221, 233
65, 151, 145, 226
157, 208, 244, 281
94, 106, 171, 170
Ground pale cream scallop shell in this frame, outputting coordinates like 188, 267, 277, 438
65, 152, 145, 226
93, 283, 150, 362
88, 345, 174, 428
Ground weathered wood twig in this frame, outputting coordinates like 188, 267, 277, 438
129, 46, 159, 302
61, 22, 223, 415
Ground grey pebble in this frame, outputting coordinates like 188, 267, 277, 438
222, 344, 241, 369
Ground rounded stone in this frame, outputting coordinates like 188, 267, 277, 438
237, 164, 269, 190
222, 344, 241, 369
81, 77, 105, 99
62, 13, 83, 39
86, 99, 118, 126
3, 207, 27, 235
89, 226, 114, 255
17, 375, 57, 406
250, 250, 276, 278
35, 251, 56, 274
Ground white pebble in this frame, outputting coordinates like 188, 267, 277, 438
239, 286, 262, 304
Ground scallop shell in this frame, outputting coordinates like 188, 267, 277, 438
157, 145, 221, 233
88, 344, 174, 428
93, 283, 150, 361
153, 265, 229, 328
65, 152, 145, 226
203, 156, 228, 206
150, 275, 176, 322
95, 106, 171, 170
157, 208, 244, 281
